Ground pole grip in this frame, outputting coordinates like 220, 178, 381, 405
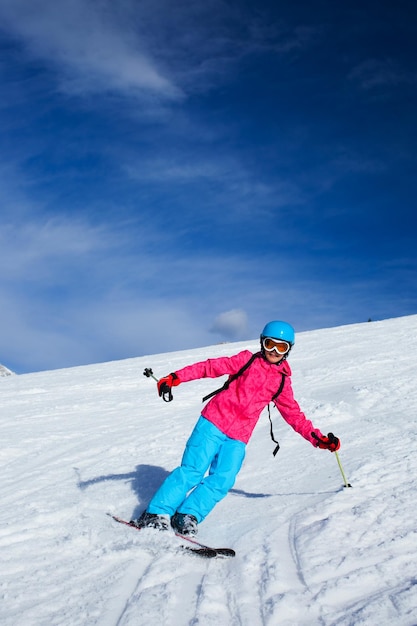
143, 367, 159, 382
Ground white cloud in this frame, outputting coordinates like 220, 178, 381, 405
0, 0, 182, 99
210, 309, 249, 340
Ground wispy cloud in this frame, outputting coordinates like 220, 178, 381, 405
0, 0, 317, 102
0, 0, 182, 99
348, 59, 417, 91
124, 151, 306, 224
0, 210, 304, 370
1, 218, 115, 283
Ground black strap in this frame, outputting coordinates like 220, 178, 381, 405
202, 352, 261, 402
267, 406, 280, 456
272, 373, 286, 401
268, 373, 286, 456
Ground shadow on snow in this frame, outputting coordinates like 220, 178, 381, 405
75, 463, 170, 519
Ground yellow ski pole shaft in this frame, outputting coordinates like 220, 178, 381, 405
335, 451, 352, 488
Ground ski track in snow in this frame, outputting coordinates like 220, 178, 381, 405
1, 315, 417, 625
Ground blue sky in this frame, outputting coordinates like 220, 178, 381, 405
1, 0, 416, 374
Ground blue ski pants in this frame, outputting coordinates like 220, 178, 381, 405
147, 416, 246, 522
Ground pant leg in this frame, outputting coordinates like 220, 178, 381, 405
147, 417, 223, 517
178, 435, 246, 522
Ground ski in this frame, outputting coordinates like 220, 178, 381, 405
174, 532, 236, 558
107, 513, 235, 559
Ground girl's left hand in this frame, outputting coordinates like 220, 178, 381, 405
312, 432, 340, 452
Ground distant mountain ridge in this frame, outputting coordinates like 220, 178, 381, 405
0, 364, 14, 376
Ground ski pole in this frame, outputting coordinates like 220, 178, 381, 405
143, 367, 174, 402
335, 451, 352, 488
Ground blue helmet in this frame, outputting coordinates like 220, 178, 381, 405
261, 321, 295, 345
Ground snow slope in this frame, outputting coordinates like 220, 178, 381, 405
1, 315, 417, 626
0, 364, 13, 377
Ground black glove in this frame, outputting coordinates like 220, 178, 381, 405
311, 432, 340, 452
157, 373, 180, 402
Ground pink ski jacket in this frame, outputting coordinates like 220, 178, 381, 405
175, 350, 323, 445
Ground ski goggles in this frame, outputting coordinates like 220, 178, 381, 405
262, 337, 291, 355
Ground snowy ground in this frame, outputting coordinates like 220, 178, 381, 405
1, 315, 417, 626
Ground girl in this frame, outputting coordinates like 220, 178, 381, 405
133, 321, 340, 535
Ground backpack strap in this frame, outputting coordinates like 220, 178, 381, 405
272, 373, 286, 401
268, 373, 286, 456
202, 352, 261, 403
